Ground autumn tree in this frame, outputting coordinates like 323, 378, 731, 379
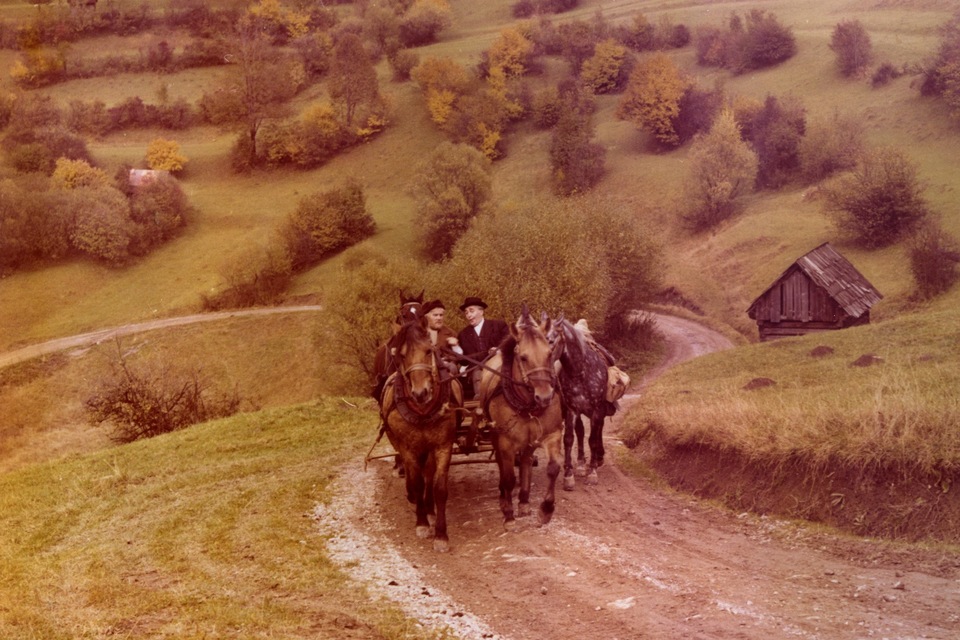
682, 108, 758, 231
51, 158, 110, 190
830, 19, 873, 78
411, 56, 472, 128
145, 138, 188, 172
617, 53, 689, 147
329, 33, 380, 127
201, 20, 300, 169
412, 142, 492, 261
823, 147, 929, 248
580, 38, 630, 94
443, 196, 662, 337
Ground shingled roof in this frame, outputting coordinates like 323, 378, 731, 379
748, 242, 883, 319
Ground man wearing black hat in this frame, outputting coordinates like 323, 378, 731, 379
456, 297, 508, 453
457, 297, 509, 367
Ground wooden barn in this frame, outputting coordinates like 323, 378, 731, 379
746, 243, 883, 341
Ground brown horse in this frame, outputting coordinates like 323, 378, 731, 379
478, 305, 563, 530
380, 315, 462, 552
372, 289, 424, 401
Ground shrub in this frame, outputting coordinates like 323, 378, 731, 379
744, 94, 806, 190
830, 19, 873, 78
871, 62, 902, 87
128, 173, 189, 251
202, 240, 293, 310
86, 347, 243, 444
66, 186, 136, 264
823, 147, 929, 248
398, 0, 451, 47
799, 111, 865, 183
907, 219, 960, 300
145, 138, 188, 172
412, 142, 492, 261
682, 108, 758, 232
388, 48, 419, 81
737, 10, 796, 72
3, 127, 93, 175
530, 86, 562, 128
51, 158, 110, 190
283, 180, 375, 270
580, 39, 630, 94
672, 84, 724, 145
550, 106, 605, 196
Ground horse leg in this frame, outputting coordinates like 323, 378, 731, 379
494, 437, 518, 531
585, 412, 605, 485
575, 414, 587, 476
423, 451, 437, 527
538, 431, 563, 526
431, 446, 453, 552
562, 411, 576, 491
403, 455, 431, 539
517, 445, 533, 518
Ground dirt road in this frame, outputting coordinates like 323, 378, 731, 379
316, 313, 960, 640
0, 306, 323, 371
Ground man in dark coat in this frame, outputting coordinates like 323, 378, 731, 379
456, 296, 509, 368
456, 297, 509, 453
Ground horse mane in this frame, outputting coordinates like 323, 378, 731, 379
562, 318, 615, 366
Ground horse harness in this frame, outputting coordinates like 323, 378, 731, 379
382, 344, 460, 427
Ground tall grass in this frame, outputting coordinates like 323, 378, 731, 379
0, 399, 443, 639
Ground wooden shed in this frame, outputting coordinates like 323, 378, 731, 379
746, 242, 883, 341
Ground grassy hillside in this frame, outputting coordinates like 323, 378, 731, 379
0, 0, 957, 535
0, 398, 445, 639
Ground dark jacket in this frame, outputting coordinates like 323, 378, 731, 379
457, 318, 509, 362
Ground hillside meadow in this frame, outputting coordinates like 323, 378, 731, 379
0, 6, 958, 634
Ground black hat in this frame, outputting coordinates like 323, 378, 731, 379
459, 296, 488, 311
423, 299, 445, 313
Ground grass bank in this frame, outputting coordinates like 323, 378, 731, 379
621, 306, 960, 542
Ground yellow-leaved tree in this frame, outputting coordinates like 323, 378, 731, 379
617, 53, 689, 147
146, 138, 188, 172
51, 158, 111, 190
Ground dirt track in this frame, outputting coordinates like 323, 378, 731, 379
318, 314, 960, 640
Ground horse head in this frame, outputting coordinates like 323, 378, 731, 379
510, 304, 557, 410
398, 288, 425, 325
392, 314, 437, 405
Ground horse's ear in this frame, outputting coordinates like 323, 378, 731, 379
416, 289, 424, 303
520, 302, 531, 325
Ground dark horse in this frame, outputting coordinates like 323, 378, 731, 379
379, 314, 462, 552
478, 305, 564, 530
553, 317, 618, 490
372, 289, 424, 401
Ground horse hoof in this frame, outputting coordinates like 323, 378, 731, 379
416, 525, 431, 539
563, 475, 576, 491
538, 509, 553, 526
575, 463, 588, 477
518, 503, 532, 518
585, 469, 599, 486
503, 519, 518, 533
433, 538, 450, 553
